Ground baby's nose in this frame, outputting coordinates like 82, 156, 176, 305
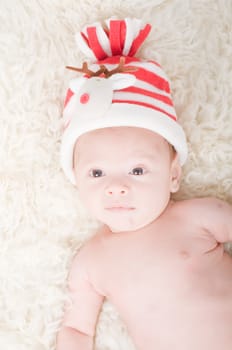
105, 184, 129, 196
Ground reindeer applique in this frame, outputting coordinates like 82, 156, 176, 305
62, 57, 136, 131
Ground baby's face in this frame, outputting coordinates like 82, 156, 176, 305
74, 127, 181, 232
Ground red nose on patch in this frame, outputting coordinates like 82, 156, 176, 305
80, 93, 90, 104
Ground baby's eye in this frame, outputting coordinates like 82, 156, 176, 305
89, 169, 105, 178
129, 167, 145, 175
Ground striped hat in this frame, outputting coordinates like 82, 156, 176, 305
61, 18, 188, 185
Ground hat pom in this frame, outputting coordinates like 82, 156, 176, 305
75, 17, 151, 61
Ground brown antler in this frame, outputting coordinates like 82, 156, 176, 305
66, 62, 106, 77
66, 57, 137, 78
103, 57, 137, 78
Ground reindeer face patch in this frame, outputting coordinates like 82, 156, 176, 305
62, 57, 137, 130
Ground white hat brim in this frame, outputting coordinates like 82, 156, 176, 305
60, 103, 188, 185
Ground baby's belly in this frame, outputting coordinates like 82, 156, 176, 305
131, 299, 232, 350
112, 251, 232, 350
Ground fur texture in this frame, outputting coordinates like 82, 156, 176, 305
0, 0, 232, 349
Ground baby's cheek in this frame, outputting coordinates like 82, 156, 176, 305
138, 189, 151, 202
78, 185, 92, 205
80, 186, 101, 213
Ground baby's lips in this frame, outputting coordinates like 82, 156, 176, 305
105, 206, 135, 211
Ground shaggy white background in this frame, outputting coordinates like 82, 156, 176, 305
0, 0, 232, 349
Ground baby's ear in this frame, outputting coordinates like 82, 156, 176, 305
170, 153, 182, 193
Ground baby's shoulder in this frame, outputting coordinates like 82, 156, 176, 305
172, 196, 227, 223
71, 225, 111, 268
174, 196, 223, 210
172, 197, 232, 243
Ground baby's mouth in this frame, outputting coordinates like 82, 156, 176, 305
105, 206, 135, 211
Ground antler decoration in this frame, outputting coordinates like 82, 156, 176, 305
66, 57, 137, 78
66, 62, 106, 77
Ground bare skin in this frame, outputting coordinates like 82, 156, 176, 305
85, 199, 232, 350
57, 127, 232, 350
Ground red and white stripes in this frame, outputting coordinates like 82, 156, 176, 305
88, 58, 177, 121
72, 18, 176, 121
75, 18, 151, 60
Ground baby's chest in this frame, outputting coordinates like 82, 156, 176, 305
105, 247, 186, 299
100, 230, 222, 305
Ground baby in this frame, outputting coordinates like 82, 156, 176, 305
57, 18, 232, 350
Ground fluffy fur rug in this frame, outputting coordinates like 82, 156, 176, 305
1, 0, 232, 349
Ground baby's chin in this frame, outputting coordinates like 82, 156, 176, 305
93, 204, 169, 233
103, 216, 155, 233
110, 224, 144, 233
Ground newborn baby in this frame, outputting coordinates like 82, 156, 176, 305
57, 126, 232, 350
57, 18, 232, 349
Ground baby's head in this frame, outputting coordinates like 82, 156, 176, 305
73, 126, 181, 232
60, 18, 188, 232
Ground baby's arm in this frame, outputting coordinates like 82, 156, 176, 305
184, 197, 232, 243
56, 245, 104, 350
56, 327, 93, 350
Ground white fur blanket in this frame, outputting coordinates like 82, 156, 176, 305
1, 0, 232, 349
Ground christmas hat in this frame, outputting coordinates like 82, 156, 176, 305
60, 18, 188, 185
